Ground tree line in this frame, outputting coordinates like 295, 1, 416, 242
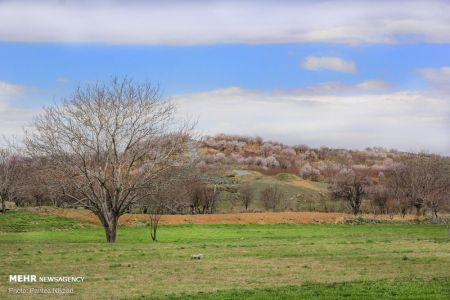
329, 156, 450, 220
1, 78, 449, 242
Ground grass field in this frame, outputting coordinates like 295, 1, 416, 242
217, 171, 343, 212
0, 212, 449, 299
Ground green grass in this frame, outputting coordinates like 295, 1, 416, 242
0, 211, 95, 232
0, 212, 449, 299
241, 179, 339, 212
273, 173, 300, 182
205, 169, 353, 212
161, 278, 450, 300
217, 171, 335, 212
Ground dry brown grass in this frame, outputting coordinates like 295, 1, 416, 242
287, 180, 324, 192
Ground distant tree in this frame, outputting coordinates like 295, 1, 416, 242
421, 157, 450, 221
261, 143, 274, 157
143, 169, 196, 241
385, 155, 449, 220
367, 184, 390, 214
24, 78, 193, 242
276, 149, 296, 169
0, 149, 18, 213
190, 181, 219, 214
265, 156, 280, 168
330, 166, 372, 215
261, 185, 285, 211
384, 165, 410, 217
299, 163, 321, 181
239, 184, 254, 210
145, 177, 171, 241
255, 136, 263, 145
316, 161, 341, 178
303, 150, 318, 161
14, 157, 60, 207
281, 148, 296, 157
148, 204, 163, 241
407, 156, 448, 219
293, 144, 309, 153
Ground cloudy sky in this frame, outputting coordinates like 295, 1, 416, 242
0, 0, 449, 154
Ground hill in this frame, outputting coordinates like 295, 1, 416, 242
192, 134, 433, 213
196, 134, 422, 182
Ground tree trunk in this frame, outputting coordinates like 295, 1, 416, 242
104, 221, 117, 243
432, 209, 438, 223
351, 187, 363, 215
0, 196, 5, 214
150, 221, 158, 241
149, 211, 161, 241
415, 205, 421, 218
351, 197, 361, 215
98, 213, 119, 243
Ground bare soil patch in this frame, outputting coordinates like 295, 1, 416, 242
38, 207, 416, 226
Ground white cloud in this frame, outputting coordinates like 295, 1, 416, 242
1, 80, 448, 154
418, 66, 450, 84
56, 78, 70, 84
418, 66, 450, 94
1, 1, 450, 45
0, 81, 37, 137
277, 79, 389, 95
0, 81, 24, 112
355, 80, 390, 91
174, 86, 450, 154
301, 56, 357, 73
0, 81, 25, 98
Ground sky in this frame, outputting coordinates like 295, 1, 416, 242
0, 0, 449, 154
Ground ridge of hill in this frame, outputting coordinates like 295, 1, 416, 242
195, 134, 427, 182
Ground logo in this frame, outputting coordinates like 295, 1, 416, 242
9, 275, 85, 283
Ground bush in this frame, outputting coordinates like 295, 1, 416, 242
341, 217, 386, 224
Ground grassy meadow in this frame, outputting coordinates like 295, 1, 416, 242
0, 212, 449, 299
215, 171, 345, 213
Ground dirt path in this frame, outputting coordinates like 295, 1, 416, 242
39, 207, 414, 226
287, 180, 324, 192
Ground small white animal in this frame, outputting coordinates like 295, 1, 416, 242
191, 254, 203, 260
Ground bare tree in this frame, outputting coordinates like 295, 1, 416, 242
143, 169, 194, 241
406, 156, 449, 220
146, 181, 166, 242
5, 155, 79, 209
261, 185, 285, 211
24, 78, 193, 242
190, 182, 219, 214
239, 184, 254, 210
0, 149, 18, 213
421, 157, 450, 221
384, 165, 410, 217
385, 155, 449, 220
330, 166, 372, 215
367, 184, 389, 214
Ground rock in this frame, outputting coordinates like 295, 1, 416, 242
191, 254, 203, 260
